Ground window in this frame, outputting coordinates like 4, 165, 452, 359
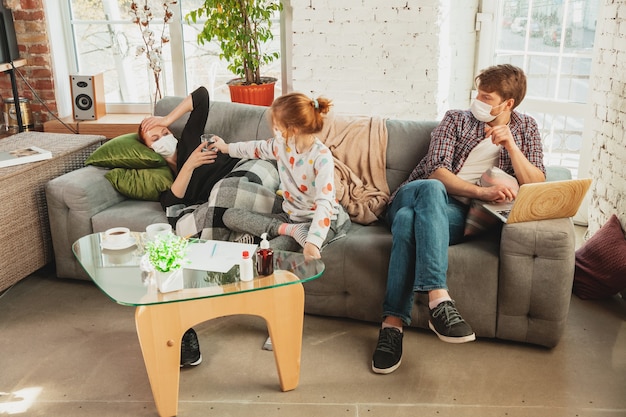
476, 0, 600, 178
52, 1, 282, 113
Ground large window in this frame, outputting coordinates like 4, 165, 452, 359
56, 1, 282, 112
477, 0, 600, 178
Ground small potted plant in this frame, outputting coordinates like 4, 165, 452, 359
186, 0, 283, 106
143, 233, 189, 293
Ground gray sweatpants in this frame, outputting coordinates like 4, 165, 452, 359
222, 207, 351, 251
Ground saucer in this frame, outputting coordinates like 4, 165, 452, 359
101, 236, 137, 251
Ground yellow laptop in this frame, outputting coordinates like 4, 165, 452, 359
482, 178, 592, 224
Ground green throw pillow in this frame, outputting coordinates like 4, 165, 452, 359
105, 166, 173, 201
85, 132, 166, 169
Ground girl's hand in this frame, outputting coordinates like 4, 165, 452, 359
211, 136, 229, 154
303, 242, 321, 259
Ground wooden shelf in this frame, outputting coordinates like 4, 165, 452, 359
44, 113, 149, 139
0, 58, 26, 72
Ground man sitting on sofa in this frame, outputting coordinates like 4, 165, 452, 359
372, 64, 546, 374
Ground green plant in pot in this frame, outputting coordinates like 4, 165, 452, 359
144, 234, 189, 293
186, 0, 282, 106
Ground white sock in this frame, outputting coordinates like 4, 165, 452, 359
429, 296, 452, 310
382, 322, 403, 333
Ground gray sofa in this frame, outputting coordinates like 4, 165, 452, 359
46, 97, 576, 348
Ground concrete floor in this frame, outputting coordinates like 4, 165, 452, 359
1, 228, 625, 417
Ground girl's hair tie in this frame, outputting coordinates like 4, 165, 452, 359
312, 98, 319, 109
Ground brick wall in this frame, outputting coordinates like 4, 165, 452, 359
289, 0, 478, 120
585, 0, 626, 235
0, 0, 54, 128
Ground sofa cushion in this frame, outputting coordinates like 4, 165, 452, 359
91, 199, 167, 233
104, 166, 173, 201
573, 214, 626, 299
85, 133, 166, 169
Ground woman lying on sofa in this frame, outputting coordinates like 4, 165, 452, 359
139, 86, 240, 222
138, 86, 245, 369
138, 86, 290, 368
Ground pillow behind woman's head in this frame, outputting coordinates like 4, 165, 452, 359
85, 133, 166, 169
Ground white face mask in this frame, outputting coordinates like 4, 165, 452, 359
151, 134, 178, 157
273, 128, 286, 140
470, 99, 506, 123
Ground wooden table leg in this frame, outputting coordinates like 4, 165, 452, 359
135, 304, 184, 417
135, 275, 305, 416
246, 281, 304, 391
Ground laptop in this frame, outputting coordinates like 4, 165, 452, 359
482, 178, 592, 224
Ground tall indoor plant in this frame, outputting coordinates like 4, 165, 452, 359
186, 0, 282, 106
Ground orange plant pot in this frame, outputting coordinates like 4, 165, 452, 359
227, 77, 277, 107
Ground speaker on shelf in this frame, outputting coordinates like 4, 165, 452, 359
0, 3, 20, 65
70, 73, 106, 121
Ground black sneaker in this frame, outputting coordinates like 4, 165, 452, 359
428, 300, 476, 343
371, 327, 403, 374
180, 328, 202, 367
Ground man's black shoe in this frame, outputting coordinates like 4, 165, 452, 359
372, 327, 403, 374
428, 300, 476, 343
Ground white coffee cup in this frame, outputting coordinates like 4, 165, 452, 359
146, 223, 172, 240
104, 227, 131, 246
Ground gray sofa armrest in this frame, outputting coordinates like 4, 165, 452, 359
46, 165, 126, 279
496, 218, 575, 347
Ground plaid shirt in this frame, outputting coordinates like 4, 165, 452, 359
390, 109, 545, 203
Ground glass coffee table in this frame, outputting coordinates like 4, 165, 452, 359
73, 232, 324, 417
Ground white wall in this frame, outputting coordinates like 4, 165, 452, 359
288, 0, 479, 120
584, 0, 626, 235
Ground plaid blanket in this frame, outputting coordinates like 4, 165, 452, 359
175, 159, 282, 240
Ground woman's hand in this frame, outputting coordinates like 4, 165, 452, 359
303, 242, 321, 259
141, 116, 168, 133
180, 142, 219, 171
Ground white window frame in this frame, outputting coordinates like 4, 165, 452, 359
45, 2, 284, 117
475, 0, 595, 223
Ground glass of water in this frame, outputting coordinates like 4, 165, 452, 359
200, 133, 215, 152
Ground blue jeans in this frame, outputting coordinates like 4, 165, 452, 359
382, 179, 468, 325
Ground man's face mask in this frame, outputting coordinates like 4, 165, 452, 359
151, 134, 178, 157
470, 99, 506, 123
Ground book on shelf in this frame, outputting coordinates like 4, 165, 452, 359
0, 146, 52, 168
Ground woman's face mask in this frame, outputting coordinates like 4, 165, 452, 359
470, 99, 506, 123
151, 134, 178, 157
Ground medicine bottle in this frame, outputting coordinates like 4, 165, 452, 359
240, 250, 254, 282
256, 233, 274, 276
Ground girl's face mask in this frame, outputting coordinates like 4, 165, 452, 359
273, 128, 285, 140
150, 134, 178, 157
